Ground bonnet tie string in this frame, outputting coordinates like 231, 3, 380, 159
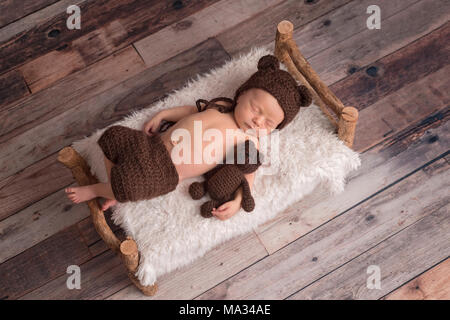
160, 97, 236, 133
196, 97, 236, 113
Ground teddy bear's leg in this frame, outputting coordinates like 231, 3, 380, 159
200, 200, 220, 218
189, 181, 206, 200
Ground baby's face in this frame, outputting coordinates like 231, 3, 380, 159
234, 88, 284, 137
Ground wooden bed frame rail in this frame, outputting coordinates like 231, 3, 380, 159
275, 20, 358, 149
57, 20, 358, 297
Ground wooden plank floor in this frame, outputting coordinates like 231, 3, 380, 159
0, 0, 449, 300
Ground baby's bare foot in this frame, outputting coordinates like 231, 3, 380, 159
65, 186, 97, 204
101, 199, 118, 211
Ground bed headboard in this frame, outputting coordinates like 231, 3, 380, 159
274, 20, 359, 149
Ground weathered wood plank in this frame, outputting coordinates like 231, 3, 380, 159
18, 44, 86, 93
0, 0, 59, 28
0, 39, 229, 222
289, 203, 450, 299
86, 228, 126, 257
383, 258, 450, 300
350, 65, 450, 152
296, 0, 450, 86
17, 19, 132, 93
77, 213, 121, 248
255, 105, 449, 255
134, 0, 284, 67
219, 0, 418, 57
332, 21, 450, 111
0, 69, 30, 108
2, 0, 448, 301
0, 151, 73, 221
0, 0, 220, 76
0, 0, 84, 46
0, 39, 230, 264
3, 0, 226, 95
19, 249, 130, 300
0, 46, 145, 180
0, 45, 145, 140
0, 225, 91, 300
18, 227, 266, 299
196, 153, 449, 300
107, 231, 268, 300
0, 184, 91, 264
77, 211, 125, 257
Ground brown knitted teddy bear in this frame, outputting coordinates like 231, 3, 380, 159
189, 139, 263, 218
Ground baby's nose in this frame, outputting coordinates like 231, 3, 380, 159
253, 118, 264, 128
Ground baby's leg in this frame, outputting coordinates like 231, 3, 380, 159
65, 154, 117, 209
104, 154, 114, 182
102, 154, 118, 210
65, 183, 115, 203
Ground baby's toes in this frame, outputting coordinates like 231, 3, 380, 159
68, 194, 77, 202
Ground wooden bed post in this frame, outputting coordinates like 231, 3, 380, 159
275, 20, 358, 149
338, 106, 359, 149
57, 146, 158, 296
120, 237, 158, 296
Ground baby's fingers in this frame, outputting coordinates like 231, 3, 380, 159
144, 121, 156, 135
217, 203, 229, 211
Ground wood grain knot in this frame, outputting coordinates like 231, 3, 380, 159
48, 29, 60, 38
366, 66, 378, 77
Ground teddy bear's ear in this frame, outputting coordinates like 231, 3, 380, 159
297, 84, 313, 107
257, 55, 279, 72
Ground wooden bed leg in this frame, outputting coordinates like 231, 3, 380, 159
120, 237, 158, 296
338, 106, 359, 148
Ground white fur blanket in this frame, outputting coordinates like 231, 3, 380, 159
71, 46, 361, 286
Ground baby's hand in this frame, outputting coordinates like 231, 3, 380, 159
143, 111, 164, 136
212, 199, 241, 221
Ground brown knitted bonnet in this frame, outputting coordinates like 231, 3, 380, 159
233, 54, 313, 130
164, 55, 314, 133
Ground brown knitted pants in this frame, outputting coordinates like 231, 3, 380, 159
97, 125, 179, 203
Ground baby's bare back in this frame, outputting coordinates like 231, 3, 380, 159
159, 109, 256, 182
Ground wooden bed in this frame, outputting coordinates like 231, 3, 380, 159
57, 20, 359, 296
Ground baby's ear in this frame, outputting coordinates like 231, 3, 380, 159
297, 85, 313, 107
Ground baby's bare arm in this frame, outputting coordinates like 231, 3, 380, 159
144, 105, 197, 135
160, 105, 197, 122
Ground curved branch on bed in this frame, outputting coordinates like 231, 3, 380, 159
57, 147, 157, 296
275, 20, 359, 148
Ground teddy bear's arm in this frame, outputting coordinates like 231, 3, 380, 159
233, 170, 255, 201
244, 171, 255, 190
239, 178, 256, 212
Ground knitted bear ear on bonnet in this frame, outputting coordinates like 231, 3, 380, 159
257, 54, 312, 107
257, 54, 280, 72
234, 54, 314, 130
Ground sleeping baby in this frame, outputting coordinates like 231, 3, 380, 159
65, 54, 312, 220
